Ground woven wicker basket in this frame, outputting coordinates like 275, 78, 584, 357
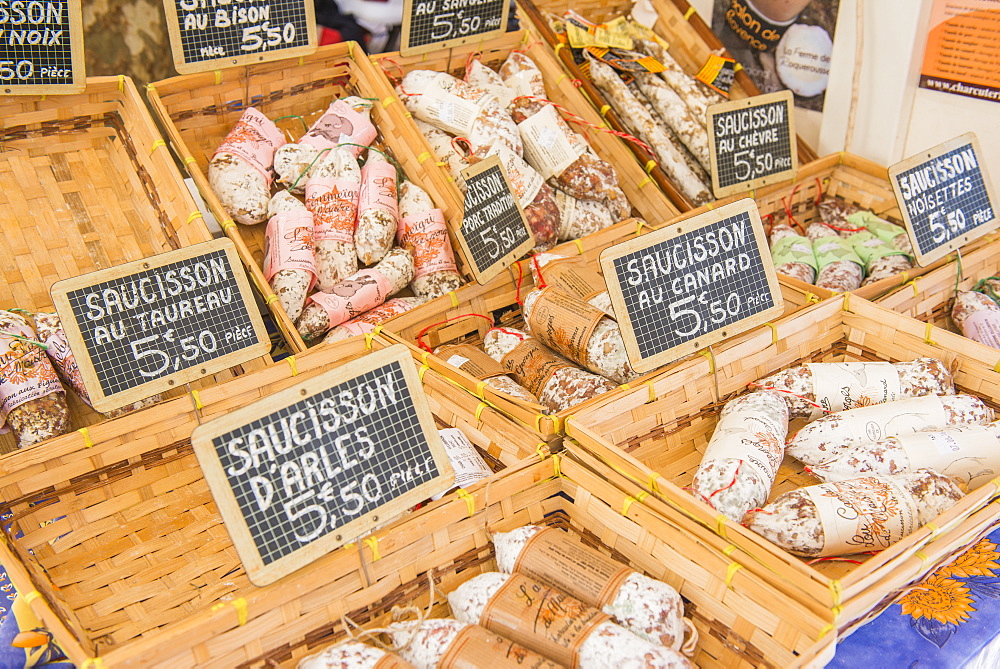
0, 334, 550, 668
146, 41, 459, 355
0, 76, 266, 454
381, 209, 819, 441
565, 294, 1000, 632
515, 0, 819, 210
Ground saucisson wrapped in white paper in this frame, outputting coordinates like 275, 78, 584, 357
953, 291, 1000, 349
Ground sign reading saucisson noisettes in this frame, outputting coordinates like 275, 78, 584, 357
162, 0, 317, 74
0, 0, 85, 94
706, 90, 797, 199
600, 198, 783, 373
400, 0, 509, 56
888, 132, 998, 266
191, 344, 453, 586
50, 238, 270, 413
457, 155, 535, 285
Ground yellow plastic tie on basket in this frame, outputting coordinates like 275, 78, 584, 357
383, 96, 397, 108
419, 364, 430, 381
646, 381, 656, 403
637, 176, 654, 189
418, 151, 431, 164
723, 544, 737, 557
555, 73, 568, 86
363, 536, 381, 561
187, 211, 203, 225
715, 514, 728, 538
806, 292, 819, 303
214, 70, 222, 85
573, 238, 584, 255
221, 219, 236, 231
925, 522, 941, 538
298, 56, 305, 66
599, 104, 611, 117
552, 453, 563, 477
684, 7, 695, 20
23, 591, 40, 605
348, 41, 355, 58
636, 219, 649, 235
916, 550, 930, 570
906, 279, 919, 297
449, 292, 459, 308
706, 202, 715, 211
555, 43, 566, 55
285, 355, 298, 376
644, 160, 657, 174
734, 63, 743, 73
725, 562, 742, 588
536, 443, 547, 460
117, 74, 125, 92
649, 471, 661, 493
764, 322, 778, 345
146, 82, 157, 96
436, 161, 447, 168
924, 323, 937, 346
841, 292, 851, 312
993, 359, 1000, 374
264, 294, 279, 305
81, 659, 106, 669
212, 597, 248, 627
457, 488, 475, 516
373, 325, 383, 337
183, 156, 197, 166
364, 332, 376, 350
77, 427, 94, 449
191, 389, 204, 411
150, 139, 166, 155
900, 271, 910, 283
475, 380, 488, 399
829, 579, 842, 608
993, 478, 1000, 492
698, 348, 716, 374
622, 492, 647, 516
619, 383, 631, 391
475, 401, 488, 421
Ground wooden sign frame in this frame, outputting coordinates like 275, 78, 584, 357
888, 132, 999, 266
0, 0, 85, 95
706, 90, 798, 198
162, 0, 317, 75
400, 0, 509, 56
457, 155, 535, 285
50, 238, 270, 412
191, 344, 453, 586
600, 198, 784, 373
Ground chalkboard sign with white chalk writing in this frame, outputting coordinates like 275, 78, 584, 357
0, 0, 85, 94
400, 0, 509, 56
600, 199, 784, 372
707, 90, 797, 198
50, 238, 270, 413
191, 344, 453, 586
889, 132, 998, 266
162, 0, 317, 74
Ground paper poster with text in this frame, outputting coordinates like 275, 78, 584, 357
920, 0, 1000, 104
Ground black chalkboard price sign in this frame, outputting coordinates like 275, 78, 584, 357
162, 0, 317, 74
600, 198, 783, 372
50, 238, 270, 413
400, 0, 509, 56
706, 90, 798, 198
0, 0, 85, 94
191, 344, 453, 586
457, 155, 535, 285
888, 132, 998, 266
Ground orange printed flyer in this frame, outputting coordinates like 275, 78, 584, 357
920, 0, 1000, 103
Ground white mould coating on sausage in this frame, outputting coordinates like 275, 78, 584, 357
356, 151, 399, 265
633, 38, 718, 129
492, 526, 687, 650
209, 152, 271, 226
483, 327, 615, 413
267, 191, 314, 322
818, 197, 864, 229
816, 260, 863, 293
465, 58, 514, 109
529, 254, 615, 317
806, 221, 847, 242
769, 223, 801, 247
554, 190, 615, 241
308, 147, 359, 291
398, 180, 463, 300
862, 254, 913, 286
448, 573, 691, 669
633, 72, 710, 172
522, 288, 637, 385
414, 119, 468, 193
952, 290, 1000, 333
776, 262, 816, 284
296, 640, 410, 669
485, 374, 541, 404
743, 469, 963, 557
788, 394, 993, 467
691, 390, 789, 521
387, 619, 464, 669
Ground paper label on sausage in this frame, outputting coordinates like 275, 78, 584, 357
895, 424, 1000, 489
513, 527, 634, 608
501, 339, 576, 398
805, 477, 919, 556
802, 395, 949, 446
438, 623, 563, 669
701, 394, 786, 483
398, 209, 458, 279
306, 177, 359, 244
307, 270, 393, 328
480, 573, 610, 667
437, 427, 492, 490
299, 100, 377, 157
960, 309, 1000, 349
505, 70, 543, 102
526, 288, 606, 363
213, 107, 286, 185
359, 158, 399, 219
518, 105, 583, 180
536, 258, 607, 303
806, 362, 901, 418
372, 654, 413, 669
0, 323, 64, 425
487, 144, 543, 207
440, 344, 506, 380
411, 88, 487, 137
335, 298, 415, 337
264, 210, 317, 287
37, 325, 88, 405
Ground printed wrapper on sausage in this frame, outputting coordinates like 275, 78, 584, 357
409, 87, 493, 138
804, 477, 920, 557
954, 291, 1000, 349
0, 324, 64, 426
307, 270, 393, 329
806, 361, 901, 416
431, 427, 492, 500
330, 298, 417, 339
534, 256, 607, 304
439, 622, 562, 669
263, 210, 317, 288
398, 209, 458, 280
848, 231, 910, 271
212, 107, 285, 185
299, 100, 377, 156
500, 339, 577, 398
438, 343, 507, 380
818, 197, 864, 228
701, 398, 786, 486
359, 158, 399, 219
306, 177, 359, 244
848, 211, 910, 247
886, 423, 1000, 487
771, 235, 818, 271
486, 143, 544, 209
36, 325, 87, 406
518, 105, 585, 180
813, 235, 863, 271
525, 288, 606, 365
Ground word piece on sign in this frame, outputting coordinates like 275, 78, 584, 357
0, 0, 85, 94
50, 238, 270, 413
600, 198, 783, 373
191, 344, 453, 586
888, 132, 998, 266
706, 90, 797, 198
162, 0, 317, 74
458, 155, 534, 285
400, 0, 509, 55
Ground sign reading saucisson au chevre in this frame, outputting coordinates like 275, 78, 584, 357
600, 198, 783, 372
0, 0, 85, 94
191, 344, 453, 586
162, 0, 317, 74
888, 132, 998, 266
50, 238, 270, 413
400, 0, 509, 56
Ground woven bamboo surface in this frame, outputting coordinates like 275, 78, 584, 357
0, 76, 264, 454
146, 41, 456, 355
566, 294, 1000, 630
0, 334, 548, 668
381, 210, 818, 440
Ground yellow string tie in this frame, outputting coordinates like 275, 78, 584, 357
644, 160, 657, 174
622, 496, 637, 516
916, 551, 930, 570
191, 390, 204, 411
449, 292, 459, 308
535, 413, 547, 432
715, 514, 728, 538
806, 292, 819, 303
146, 82, 157, 96
264, 294, 278, 305
764, 322, 778, 345
457, 489, 475, 516
364, 332, 375, 350
552, 454, 562, 477
636, 219, 649, 235
298, 56, 305, 66
555, 73, 568, 85
637, 176, 654, 189
150, 139, 166, 154
382, 97, 397, 108
829, 580, 842, 607
117, 74, 125, 91
619, 383, 631, 391
924, 323, 937, 346
723, 544, 737, 557
183, 156, 197, 165
817, 624, 835, 640
649, 472, 661, 493
698, 348, 716, 375
993, 359, 1000, 374
646, 381, 656, 403
841, 292, 851, 312
573, 238, 584, 254
348, 42, 355, 58
419, 364, 429, 381
734, 63, 743, 73
475, 402, 488, 421
187, 211, 203, 224
221, 219, 236, 231
899, 271, 910, 283
417, 152, 431, 163
363, 536, 381, 561
436, 161, 447, 168
599, 104, 610, 117
925, 522, 941, 538
475, 380, 488, 399
725, 562, 742, 588
373, 325, 383, 337
23, 591, 40, 604
555, 43, 565, 55
536, 443, 547, 459
81, 660, 106, 669
684, 7, 695, 19
212, 597, 248, 626
214, 70, 222, 85
285, 356, 298, 376
906, 279, 919, 297
78, 427, 94, 448
706, 202, 715, 210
